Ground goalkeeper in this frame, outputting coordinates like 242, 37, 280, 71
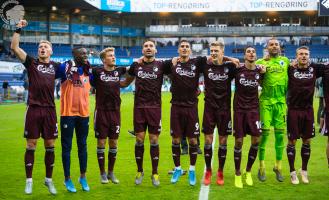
256, 38, 290, 182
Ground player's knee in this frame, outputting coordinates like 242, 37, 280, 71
235, 138, 243, 148
172, 137, 181, 144
97, 139, 106, 148
302, 138, 311, 145
188, 138, 197, 145
109, 139, 117, 148
219, 136, 227, 145
288, 140, 296, 146
136, 137, 144, 144
205, 135, 213, 144
26, 139, 37, 149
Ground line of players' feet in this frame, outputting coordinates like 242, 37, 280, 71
25, 167, 311, 195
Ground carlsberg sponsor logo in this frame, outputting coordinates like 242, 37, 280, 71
239, 78, 258, 87
293, 72, 313, 79
37, 65, 55, 74
100, 74, 119, 82
137, 71, 157, 79
176, 67, 195, 77
208, 72, 228, 81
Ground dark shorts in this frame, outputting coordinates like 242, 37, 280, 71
202, 103, 232, 136
233, 111, 261, 138
94, 109, 120, 139
287, 108, 315, 140
134, 107, 161, 134
170, 104, 200, 138
24, 106, 58, 140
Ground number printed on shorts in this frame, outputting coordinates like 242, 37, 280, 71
256, 121, 262, 129
116, 126, 120, 134
195, 122, 199, 131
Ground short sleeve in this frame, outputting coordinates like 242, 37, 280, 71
196, 56, 207, 72
119, 67, 127, 76
23, 55, 34, 68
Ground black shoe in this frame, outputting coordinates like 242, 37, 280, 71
181, 148, 188, 155
197, 147, 202, 154
128, 130, 136, 137
273, 167, 284, 182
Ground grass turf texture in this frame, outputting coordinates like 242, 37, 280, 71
0, 92, 328, 200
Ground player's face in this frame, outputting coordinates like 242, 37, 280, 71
210, 46, 223, 61
296, 49, 310, 66
178, 42, 191, 58
103, 51, 116, 66
74, 48, 89, 64
38, 43, 52, 59
244, 47, 257, 62
267, 39, 280, 56
142, 41, 156, 58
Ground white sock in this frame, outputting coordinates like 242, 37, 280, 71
45, 177, 52, 183
175, 166, 181, 170
189, 165, 195, 171
26, 178, 32, 183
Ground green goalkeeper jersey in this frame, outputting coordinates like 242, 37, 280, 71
256, 56, 290, 105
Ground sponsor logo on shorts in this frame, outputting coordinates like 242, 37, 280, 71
176, 67, 195, 77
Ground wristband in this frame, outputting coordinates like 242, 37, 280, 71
15, 28, 22, 34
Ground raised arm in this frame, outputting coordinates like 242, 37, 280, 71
120, 66, 135, 88
10, 20, 28, 63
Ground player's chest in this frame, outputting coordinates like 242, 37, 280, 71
205, 66, 230, 81
136, 65, 161, 80
173, 63, 198, 78
237, 71, 260, 88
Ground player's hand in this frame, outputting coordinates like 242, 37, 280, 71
263, 54, 270, 61
258, 64, 266, 73
16, 19, 28, 28
137, 56, 144, 65
290, 59, 298, 68
206, 56, 213, 65
172, 57, 179, 66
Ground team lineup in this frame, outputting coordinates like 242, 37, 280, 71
10, 19, 329, 195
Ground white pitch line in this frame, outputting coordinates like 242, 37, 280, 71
198, 128, 217, 200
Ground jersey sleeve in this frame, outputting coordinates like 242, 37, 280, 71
128, 62, 137, 76
162, 59, 173, 75
119, 66, 127, 76
196, 56, 207, 72
22, 55, 34, 69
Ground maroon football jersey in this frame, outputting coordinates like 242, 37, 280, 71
233, 65, 262, 111
310, 63, 329, 111
128, 60, 170, 108
167, 56, 206, 107
93, 67, 126, 110
287, 63, 321, 109
23, 55, 59, 107
203, 61, 236, 110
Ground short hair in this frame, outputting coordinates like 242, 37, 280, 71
179, 39, 191, 46
296, 46, 309, 54
39, 40, 52, 49
266, 37, 279, 47
100, 47, 115, 60
210, 41, 225, 51
244, 46, 256, 55
143, 39, 156, 46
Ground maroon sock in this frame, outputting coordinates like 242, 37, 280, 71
25, 148, 35, 178
189, 144, 198, 166
301, 144, 311, 171
97, 147, 105, 174
234, 146, 242, 175
218, 145, 227, 171
287, 144, 296, 172
172, 143, 181, 167
135, 142, 144, 172
45, 147, 55, 178
204, 144, 212, 171
108, 148, 117, 173
246, 144, 258, 171
150, 143, 159, 174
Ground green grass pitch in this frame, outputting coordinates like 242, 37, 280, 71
0, 92, 328, 199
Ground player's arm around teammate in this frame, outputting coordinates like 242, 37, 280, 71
11, 19, 59, 195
